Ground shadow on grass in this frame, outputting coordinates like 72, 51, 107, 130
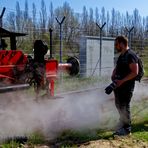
131, 120, 148, 141
3, 122, 147, 147
48, 129, 113, 147
49, 120, 148, 147
132, 120, 148, 133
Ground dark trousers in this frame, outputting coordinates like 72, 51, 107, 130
33, 62, 45, 89
114, 89, 133, 132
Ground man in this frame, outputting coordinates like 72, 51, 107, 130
33, 40, 48, 98
111, 36, 139, 136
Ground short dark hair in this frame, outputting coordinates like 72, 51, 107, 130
115, 36, 128, 46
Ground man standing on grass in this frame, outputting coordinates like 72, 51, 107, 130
111, 36, 139, 136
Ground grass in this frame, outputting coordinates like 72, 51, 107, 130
49, 120, 147, 147
1, 50, 148, 147
55, 74, 109, 94
131, 99, 148, 142
1, 112, 147, 147
4, 95, 147, 145
0, 131, 46, 148
1, 81, 147, 147
141, 49, 148, 77
49, 129, 111, 147
27, 131, 45, 145
132, 121, 148, 141
1, 141, 22, 148
48, 97, 148, 147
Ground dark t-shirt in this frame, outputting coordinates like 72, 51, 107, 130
115, 49, 138, 92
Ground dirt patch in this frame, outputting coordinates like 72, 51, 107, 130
79, 137, 148, 148
22, 137, 148, 148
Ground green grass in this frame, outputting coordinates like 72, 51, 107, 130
48, 98, 148, 147
1, 50, 148, 147
49, 129, 112, 147
131, 99, 148, 141
1, 141, 22, 148
0, 131, 46, 148
132, 121, 148, 141
2, 82, 146, 147
48, 105, 147, 147
141, 49, 148, 77
55, 75, 109, 94
27, 131, 45, 145
49, 120, 147, 147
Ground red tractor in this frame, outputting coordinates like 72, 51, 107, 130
0, 27, 79, 98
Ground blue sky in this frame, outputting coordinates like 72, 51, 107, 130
0, 0, 148, 17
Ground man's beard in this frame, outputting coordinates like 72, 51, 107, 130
117, 48, 122, 53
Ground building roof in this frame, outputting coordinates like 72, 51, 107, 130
0, 27, 27, 37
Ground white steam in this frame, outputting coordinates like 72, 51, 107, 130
0, 81, 147, 140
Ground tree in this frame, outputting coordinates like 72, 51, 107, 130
81, 6, 88, 35
109, 8, 116, 36
88, 8, 95, 35
24, 0, 29, 33
40, 0, 47, 34
16, 1, 22, 32
106, 11, 110, 36
6, 12, 15, 31
133, 8, 142, 36
101, 7, 106, 36
48, 1, 54, 29
95, 7, 100, 36
4, 1, 148, 55
32, 2, 37, 40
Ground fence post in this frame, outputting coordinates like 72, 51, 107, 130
0, 7, 6, 27
49, 28, 53, 59
96, 22, 106, 76
0, 7, 6, 48
56, 16, 66, 63
125, 26, 134, 49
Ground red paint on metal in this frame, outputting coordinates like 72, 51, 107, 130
50, 79, 54, 96
45, 59, 58, 80
45, 59, 58, 96
0, 50, 28, 82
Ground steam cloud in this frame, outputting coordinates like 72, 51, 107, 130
0, 81, 147, 140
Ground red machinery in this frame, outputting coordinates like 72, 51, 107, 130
0, 27, 79, 97
45, 57, 79, 97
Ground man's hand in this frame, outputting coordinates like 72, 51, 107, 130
115, 79, 125, 87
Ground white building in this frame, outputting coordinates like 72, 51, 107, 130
80, 36, 115, 77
